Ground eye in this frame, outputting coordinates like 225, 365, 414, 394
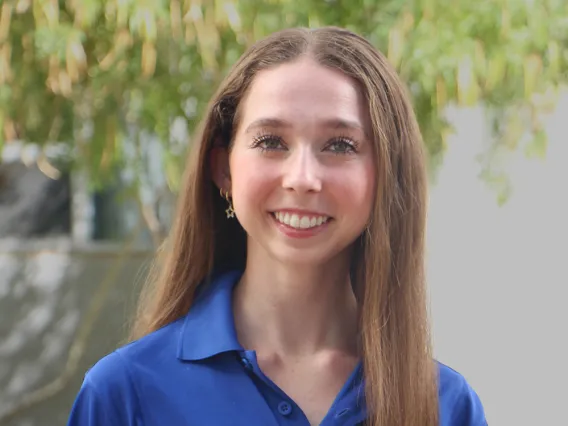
251, 134, 285, 151
326, 137, 358, 154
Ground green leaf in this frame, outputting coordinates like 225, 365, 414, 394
524, 128, 548, 160
1, 0, 567, 206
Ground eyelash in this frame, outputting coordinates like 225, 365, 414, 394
250, 133, 285, 152
250, 133, 359, 154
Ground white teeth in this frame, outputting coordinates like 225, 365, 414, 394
290, 214, 300, 228
273, 212, 329, 229
299, 216, 311, 229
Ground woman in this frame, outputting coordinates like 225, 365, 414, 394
68, 27, 486, 426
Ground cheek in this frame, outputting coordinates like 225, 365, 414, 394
362, 163, 377, 205
229, 154, 278, 210
331, 161, 376, 214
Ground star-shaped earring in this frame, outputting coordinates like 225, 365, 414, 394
220, 189, 235, 219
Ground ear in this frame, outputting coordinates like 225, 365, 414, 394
210, 146, 231, 193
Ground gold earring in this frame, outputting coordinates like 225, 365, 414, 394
221, 189, 235, 218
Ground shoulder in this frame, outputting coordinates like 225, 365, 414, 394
67, 318, 186, 426
87, 315, 186, 385
67, 350, 139, 426
437, 361, 487, 426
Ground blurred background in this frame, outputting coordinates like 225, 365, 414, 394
0, 1, 566, 425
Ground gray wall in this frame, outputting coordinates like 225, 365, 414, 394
0, 239, 152, 426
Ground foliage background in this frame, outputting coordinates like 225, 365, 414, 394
1, 0, 567, 210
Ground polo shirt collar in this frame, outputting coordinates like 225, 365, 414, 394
177, 269, 244, 361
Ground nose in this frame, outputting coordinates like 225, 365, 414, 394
281, 147, 322, 193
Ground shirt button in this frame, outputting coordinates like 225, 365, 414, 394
277, 401, 292, 416
240, 357, 253, 371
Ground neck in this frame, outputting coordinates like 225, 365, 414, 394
233, 249, 359, 358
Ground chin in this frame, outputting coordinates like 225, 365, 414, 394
244, 226, 358, 270
268, 243, 348, 268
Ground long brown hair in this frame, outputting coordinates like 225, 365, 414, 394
131, 26, 438, 426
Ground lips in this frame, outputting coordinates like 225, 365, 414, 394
272, 212, 330, 229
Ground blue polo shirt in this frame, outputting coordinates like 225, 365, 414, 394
68, 270, 487, 426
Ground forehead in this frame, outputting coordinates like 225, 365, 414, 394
238, 58, 370, 131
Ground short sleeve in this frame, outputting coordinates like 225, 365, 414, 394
67, 351, 141, 426
452, 378, 487, 426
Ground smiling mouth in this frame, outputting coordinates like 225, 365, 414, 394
271, 212, 331, 229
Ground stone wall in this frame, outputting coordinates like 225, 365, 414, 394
0, 238, 152, 426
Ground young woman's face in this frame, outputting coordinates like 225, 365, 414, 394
224, 58, 375, 266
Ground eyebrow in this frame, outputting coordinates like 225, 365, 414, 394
244, 117, 368, 138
